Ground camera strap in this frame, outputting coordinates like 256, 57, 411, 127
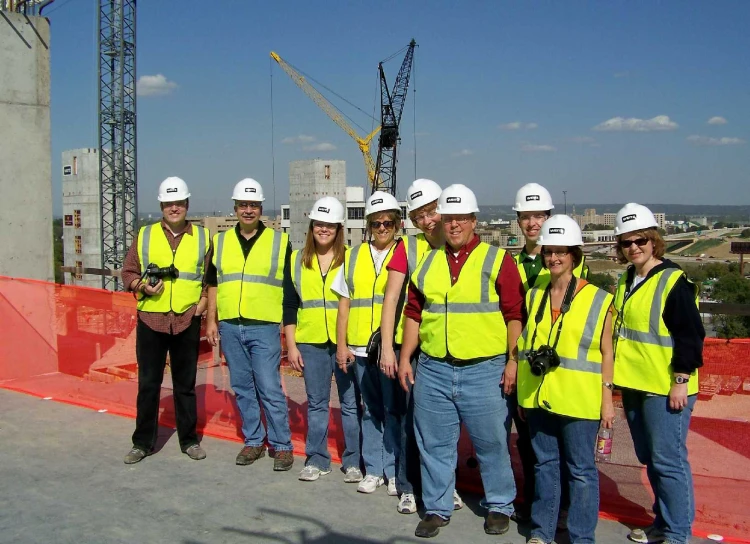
528, 276, 578, 351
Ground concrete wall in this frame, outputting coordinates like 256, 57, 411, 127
0, 13, 53, 281
289, 160, 346, 249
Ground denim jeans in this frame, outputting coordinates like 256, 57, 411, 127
354, 355, 400, 481
219, 320, 292, 451
398, 352, 418, 496
414, 353, 516, 519
622, 389, 696, 544
526, 409, 600, 544
298, 342, 360, 471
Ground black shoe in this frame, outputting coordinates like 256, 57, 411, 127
415, 514, 450, 538
511, 504, 531, 524
484, 512, 510, 535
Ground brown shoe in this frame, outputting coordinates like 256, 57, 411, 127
484, 512, 510, 535
236, 445, 265, 465
273, 450, 294, 471
415, 514, 450, 538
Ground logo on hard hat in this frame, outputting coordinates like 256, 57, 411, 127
317, 206, 330, 213
622, 214, 637, 223
166, 188, 177, 193
446, 197, 461, 203
245, 187, 256, 193
409, 190, 423, 200
548, 227, 565, 234
371, 198, 383, 205
526, 195, 540, 201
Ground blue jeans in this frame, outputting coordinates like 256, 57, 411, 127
397, 352, 417, 495
622, 389, 696, 544
414, 353, 516, 519
354, 355, 400, 481
298, 342, 360, 471
526, 409, 600, 544
219, 320, 293, 451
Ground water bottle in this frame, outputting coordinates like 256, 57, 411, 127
596, 426, 612, 462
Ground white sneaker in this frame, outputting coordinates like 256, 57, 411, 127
397, 493, 417, 514
343, 466, 363, 483
628, 525, 665, 544
528, 538, 548, 544
298, 465, 331, 482
387, 479, 398, 496
357, 475, 384, 494
453, 489, 464, 510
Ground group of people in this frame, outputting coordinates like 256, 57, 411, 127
122, 175, 704, 544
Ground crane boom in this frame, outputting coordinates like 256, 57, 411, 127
270, 51, 380, 186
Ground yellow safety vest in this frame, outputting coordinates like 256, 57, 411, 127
344, 242, 396, 346
412, 243, 508, 360
394, 234, 433, 345
290, 249, 345, 344
514, 252, 590, 292
213, 228, 288, 323
613, 268, 699, 396
137, 223, 208, 314
517, 283, 613, 420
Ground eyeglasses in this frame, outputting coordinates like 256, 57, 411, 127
313, 222, 338, 231
542, 249, 569, 257
164, 201, 187, 209
618, 238, 649, 249
370, 220, 396, 229
443, 216, 473, 225
236, 202, 261, 210
412, 209, 438, 224
519, 213, 548, 223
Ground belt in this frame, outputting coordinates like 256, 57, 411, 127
442, 354, 498, 367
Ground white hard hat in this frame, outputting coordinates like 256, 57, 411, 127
512, 183, 555, 212
365, 191, 401, 217
614, 203, 658, 235
406, 178, 442, 212
232, 178, 265, 202
157, 176, 190, 202
308, 196, 345, 224
436, 184, 479, 215
537, 214, 584, 247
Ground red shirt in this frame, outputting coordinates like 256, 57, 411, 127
404, 234, 525, 324
386, 235, 439, 275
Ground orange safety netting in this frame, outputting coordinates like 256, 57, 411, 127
1, 276, 749, 542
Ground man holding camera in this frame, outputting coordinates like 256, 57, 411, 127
121, 177, 211, 464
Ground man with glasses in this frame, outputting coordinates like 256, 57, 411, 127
205, 178, 295, 471
121, 177, 210, 464
398, 184, 524, 538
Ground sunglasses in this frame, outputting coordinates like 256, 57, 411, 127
370, 220, 395, 229
619, 238, 650, 249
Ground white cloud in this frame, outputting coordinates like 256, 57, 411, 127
452, 149, 474, 157
303, 142, 337, 152
592, 115, 678, 132
707, 116, 728, 126
499, 121, 538, 131
136, 74, 178, 97
521, 143, 556, 152
281, 134, 317, 144
686, 135, 745, 147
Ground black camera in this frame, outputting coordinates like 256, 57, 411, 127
145, 263, 179, 287
527, 345, 560, 377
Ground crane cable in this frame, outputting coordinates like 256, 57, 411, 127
270, 58, 276, 213
412, 52, 417, 181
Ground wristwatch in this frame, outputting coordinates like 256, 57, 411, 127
602, 382, 614, 391
673, 375, 690, 385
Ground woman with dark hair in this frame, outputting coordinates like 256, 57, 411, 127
517, 215, 614, 544
283, 197, 361, 483
612, 203, 704, 544
334, 191, 403, 496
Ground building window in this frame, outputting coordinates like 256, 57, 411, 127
348, 207, 364, 220
283, 208, 290, 220
74, 209, 82, 228
324, 165, 331, 180
75, 260, 83, 280
64, 214, 73, 226
74, 235, 82, 254
73, 156, 78, 175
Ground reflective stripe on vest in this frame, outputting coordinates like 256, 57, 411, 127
412, 243, 508, 360
137, 223, 207, 313
213, 228, 287, 322
613, 268, 699, 395
394, 234, 432, 344
517, 283, 612, 420
345, 242, 396, 346
291, 249, 342, 344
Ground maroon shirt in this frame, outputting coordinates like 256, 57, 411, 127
404, 234, 525, 324
121, 220, 211, 334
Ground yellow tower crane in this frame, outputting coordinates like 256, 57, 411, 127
270, 51, 381, 188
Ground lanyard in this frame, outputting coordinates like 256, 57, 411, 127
528, 276, 578, 351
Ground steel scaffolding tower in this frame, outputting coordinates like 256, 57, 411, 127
98, 0, 137, 290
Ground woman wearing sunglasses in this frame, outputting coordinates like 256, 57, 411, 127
282, 197, 362, 484
516, 215, 614, 544
334, 191, 403, 496
612, 203, 704, 544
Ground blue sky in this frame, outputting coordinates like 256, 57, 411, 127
48, 0, 749, 214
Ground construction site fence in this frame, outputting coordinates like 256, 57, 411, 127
1, 276, 749, 542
